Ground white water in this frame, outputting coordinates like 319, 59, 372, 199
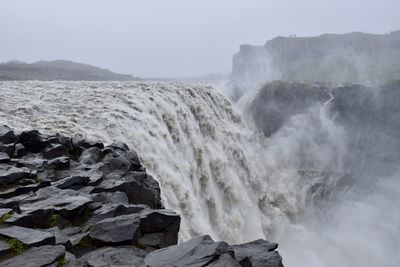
1, 81, 399, 266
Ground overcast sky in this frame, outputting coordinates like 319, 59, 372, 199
0, 0, 398, 78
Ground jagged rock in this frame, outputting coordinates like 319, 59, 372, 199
231, 239, 283, 267
83, 246, 147, 267
143, 235, 232, 267
0, 240, 11, 257
207, 253, 242, 266
92, 172, 162, 209
0, 226, 55, 247
91, 191, 129, 205
0, 245, 65, 267
54, 175, 90, 189
0, 208, 13, 218
83, 204, 147, 231
0, 152, 10, 163
44, 143, 66, 159
0, 125, 15, 144
79, 147, 103, 165
0, 184, 38, 198
78, 139, 104, 150
13, 143, 26, 158
89, 214, 141, 245
0, 143, 15, 157
47, 227, 73, 249
0, 165, 32, 185
139, 209, 180, 247
16, 156, 46, 169
4, 187, 92, 228
18, 130, 47, 153
47, 156, 70, 169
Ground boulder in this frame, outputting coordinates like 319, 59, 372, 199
79, 147, 103, 165
0, 143, 15, 157
207, 254, 241, 266
0, 226, 55, 247
92, 172, 162, 209
54, 175, 90, 189
0, 245, 65, 267
0, 125, 16, 144
89, 214, 141, 245
47, 156, 70, 170
143, 235, 232, 267
0, 166, 32, 185
0, 152, 10, 163
18, 130, 47, 153
231, 239, 283, 267
43, 143, 66, 159
83, 246, 147, 267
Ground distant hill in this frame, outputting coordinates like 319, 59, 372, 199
232, 31, 400, 84
0, 60, 137, 81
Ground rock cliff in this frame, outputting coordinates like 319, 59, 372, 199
0, 125, 283, 267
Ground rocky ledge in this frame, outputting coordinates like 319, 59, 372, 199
0, 125, 283, 267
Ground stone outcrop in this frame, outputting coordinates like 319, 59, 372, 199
232, 31, 400, 86
0, 126, 284, 266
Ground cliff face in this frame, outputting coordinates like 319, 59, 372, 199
232, 31, 400, 84
0, 60, 136, 81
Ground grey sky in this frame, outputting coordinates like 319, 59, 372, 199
0, 0, 398, 78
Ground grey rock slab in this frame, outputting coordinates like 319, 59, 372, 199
16, 156, 47, 170
143, 235, 231, 267
92, 172, 161, 209
0, 152, 10, 163
0, 239, 11, 257
0, 245, 65, 267
91, 191, 129, 205
89, 214, 140, 245
18, 130, 47, 153
231, 239, 283, 267
0, 184, 38, 198
0, 208, 13, 218
54, 175, 90, 189
0, 143, 15, 156
83, 246, 147, 267
0, 226, 55, 247
139, 209, 180, 234
0, 165, 32, 185
44, 143, 66, 159
207, 254, 242, 267
47, 156, 70, 170
0, 125, 15, 144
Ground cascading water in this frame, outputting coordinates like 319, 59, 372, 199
0, 81, 291, 244
1, 80, 399, 267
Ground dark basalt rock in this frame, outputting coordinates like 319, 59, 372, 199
0, 143, 15, 157
0, 226, 55, 247
0, 166, 32, 185
143, 235, 232, 267
0, 126, 284, 266
18, 130, 47, 153
0, 125, 16, 144
0, 152, 10, 163
231, 239, 283, 267
83, 246, 147, 267
0, 245, 65, 267
89, 214, 140, 245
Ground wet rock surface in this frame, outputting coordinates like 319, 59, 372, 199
0, 126, 284, 266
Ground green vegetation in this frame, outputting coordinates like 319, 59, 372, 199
49, 213, 58, 227
0, 212, 13, 223
58, 257, 69, 266
8, 238, 28, 255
